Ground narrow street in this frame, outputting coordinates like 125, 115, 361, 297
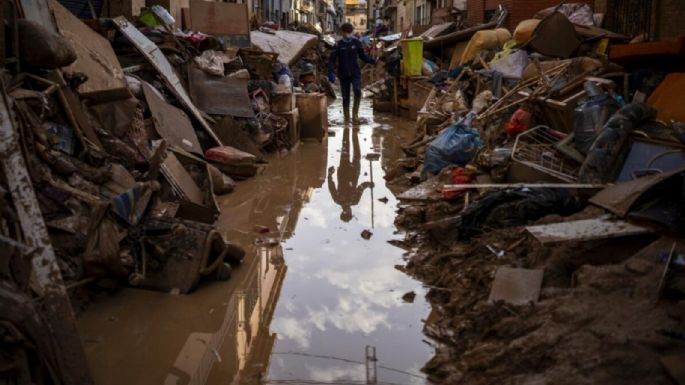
77, 96, 433, 385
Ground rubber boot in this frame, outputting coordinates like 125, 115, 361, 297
343, 100, 350, 123
352, 94, 361, 126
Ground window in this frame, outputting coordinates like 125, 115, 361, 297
361, 18, 365, 25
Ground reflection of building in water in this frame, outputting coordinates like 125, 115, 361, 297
164, 244, 287, 385
164, 143, 327, 385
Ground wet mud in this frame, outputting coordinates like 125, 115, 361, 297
392, 190, 684, 384
77, 97, 434, 385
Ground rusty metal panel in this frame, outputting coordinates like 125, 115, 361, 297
189, 0, 250, 47
112, 17, 223, 146
142, 81, 203, 154
188, 65, 254, 118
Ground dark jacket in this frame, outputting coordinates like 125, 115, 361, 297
328, 37, 375, 79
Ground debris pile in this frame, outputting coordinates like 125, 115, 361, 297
1, 1, 334, 381
381, 3, 685, 383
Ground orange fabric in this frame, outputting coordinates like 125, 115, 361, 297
647, 72, 685, 123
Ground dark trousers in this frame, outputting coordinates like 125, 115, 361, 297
340, 76, 362, 110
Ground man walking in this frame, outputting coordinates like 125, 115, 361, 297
328, 22, 376, 124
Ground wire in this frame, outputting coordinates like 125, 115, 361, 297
266, 379, 412, 385
271, 351, 425, 379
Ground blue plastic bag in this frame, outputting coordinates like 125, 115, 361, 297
423, 113, 481, 177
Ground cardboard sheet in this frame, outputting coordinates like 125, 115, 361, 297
50, 0, 129, 100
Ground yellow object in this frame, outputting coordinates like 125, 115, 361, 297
400, 38, 424, 76
492, 40, 518, 62
595, 38, 609, 55
513, 19, 540, 46
459, 28, 512, 65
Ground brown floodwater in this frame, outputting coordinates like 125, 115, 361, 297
77, 96, 433, 385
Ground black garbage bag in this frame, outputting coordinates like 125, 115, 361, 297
579, 103, 656, 183
456, 188, 582, 239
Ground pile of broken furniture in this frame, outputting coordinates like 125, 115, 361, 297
383, 3, 685, 384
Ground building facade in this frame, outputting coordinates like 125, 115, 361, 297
465, 0, 594, 30
344, 0, 368, 32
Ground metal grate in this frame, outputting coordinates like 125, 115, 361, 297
511, 125, 581, 182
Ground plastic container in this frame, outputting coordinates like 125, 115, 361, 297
573, 81, 620, 154
400, 38, 424, 76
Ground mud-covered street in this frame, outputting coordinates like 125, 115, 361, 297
78, 97, 434, 385
3, 2, 685, 385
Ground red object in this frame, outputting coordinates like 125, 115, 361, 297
442, 167, 471, 200
300, 73, 316, 84
506, 108, 531, 137
262, 21, 280, 30
205, 146, 255, 165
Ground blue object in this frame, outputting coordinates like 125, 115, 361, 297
423, 113, 481, 177
328, 37, 375, 80
45, 122, 74, 155
339, 76, 362, 109
273, 63, 293, 83
328, 73, 336, 83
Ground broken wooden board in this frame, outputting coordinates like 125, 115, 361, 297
189, 0, 249, 47
0, 87, 94, 385
526, 217, 652, 245
45, 71, 105, 149
161, 151, 204, 206
187, 65, 254, 118
50, 0, 130, 101
112, 17, 222, 146
250, 30, 318, 66
488, 267, 544, 305
589, 168, 685, 217
142, 81, 202, 154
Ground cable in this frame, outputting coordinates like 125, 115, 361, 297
271, 351, 425, 379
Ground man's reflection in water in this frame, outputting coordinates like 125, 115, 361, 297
328, 127, 373, 222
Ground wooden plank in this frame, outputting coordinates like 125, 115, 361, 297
189, 0, 248, 36
443, 183, 606, 191
526, 217, 652, 245
50, 0, 130, 100
0, 88, 94, 384
142, 81, 202, 154
112, 17, 222, 146
161, 152, 204, 206
488, 267, 544, 305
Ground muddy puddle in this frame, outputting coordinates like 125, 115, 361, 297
77, 97, 433, 385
